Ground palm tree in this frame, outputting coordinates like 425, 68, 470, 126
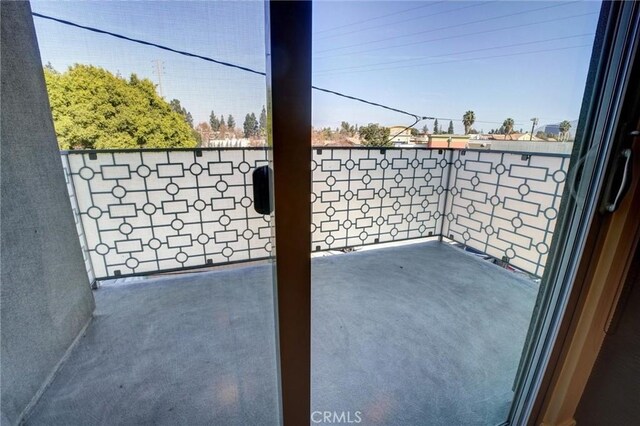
559, 120, 572, 142
503, 118, 515, 139
462, 111, 475, 135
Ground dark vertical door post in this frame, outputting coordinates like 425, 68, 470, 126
267, 1, 312, 425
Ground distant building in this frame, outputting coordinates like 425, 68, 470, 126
388, 125, 412, 144
544, 124, 561, 136
427, 134, 469, 149
411, 134, 429, 144
486, 132, 544, 141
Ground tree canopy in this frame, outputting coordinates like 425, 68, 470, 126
169, 99, 193, 127
559, 120, 572, 141
462, 111, 475, 134
45, 64, 198, 150
259, 106, 267, 136
339, 121, 357, 137
243, 112, 259, 137
503, 118, 515, 137
209, 110, 221, 131
227, 114, 236, 130
359, 123, 391, 147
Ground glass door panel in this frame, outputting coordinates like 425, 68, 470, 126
311, 1, 603, 424
32, 1, 280, 424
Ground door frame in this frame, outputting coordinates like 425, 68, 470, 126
267, 1, 312, 425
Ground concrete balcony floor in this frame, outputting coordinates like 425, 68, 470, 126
26, 241, 537, 426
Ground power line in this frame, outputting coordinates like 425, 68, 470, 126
315, 1, 494, 41
315, 1, 580, 54
315, 44, 592, 76
31, 12, 546, 130
311, 86, 426, 120
389, 116, 423, 142
314, 33, 595, 75
313, 2, 444, 35
314, 11, 598, 60
32, 12, 424, 121
32, 12, 267, 77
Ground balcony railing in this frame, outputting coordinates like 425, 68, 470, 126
61, 147, 569, 283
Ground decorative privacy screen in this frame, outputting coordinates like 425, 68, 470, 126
63, 148, 570, 281
442, 150, 569, 277
63, 149, 273, 280
311, 148, 446, 251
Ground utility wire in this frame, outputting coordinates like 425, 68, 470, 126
315, 43, 592, 76
32, 13, 535, 129
313, 2, 444, 35
32, 12, 425, 121
316, 1, 494, 41
315, 11, 598, 60
315, 1, 580, 54
388, 116, 423, 143
314, 33, 595, 75
311, 86, 427, 120
32, 12, 267, 77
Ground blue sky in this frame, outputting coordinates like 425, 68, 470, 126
33, 0, 601, 133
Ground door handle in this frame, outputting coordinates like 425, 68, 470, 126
601, 147, 633, 213
252, 165, 273, 215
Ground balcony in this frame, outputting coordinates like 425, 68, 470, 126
23, 147, 569, 424
26, 241, 537, 425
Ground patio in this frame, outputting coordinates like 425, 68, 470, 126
26, 241, 537, 426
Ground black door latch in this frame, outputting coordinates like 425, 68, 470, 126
252, 165, 273, 215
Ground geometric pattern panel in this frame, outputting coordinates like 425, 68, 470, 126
64, 149, 272, 279
312, 148, 446, 251
63, 147, 569, 280
61, 155, 96, 284
442, 150, 570, 277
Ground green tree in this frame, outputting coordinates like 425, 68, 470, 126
169, 99, 194, 128
339, 121, 355, 136
462, 110, 475, 134
209, 111, 220, 131
259, 105, 267, 135
359, 123, 391, 147
559, 120, 572, 141
243, 112, 259, 137
44, 64, 197, 150
447, 120, 454, 134
410, 128, 419, 136
421, 124, 429, 134
503, 118, 515, 138
433, 119, 439, 134
227, 114, 236, 130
